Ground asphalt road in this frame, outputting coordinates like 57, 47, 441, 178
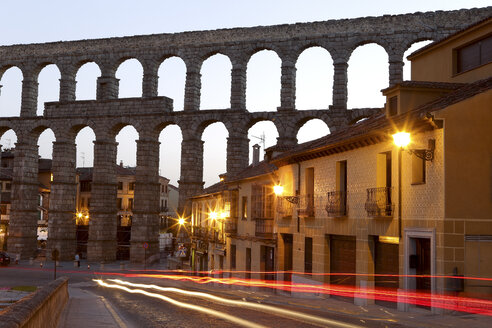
1, 264, 399, 328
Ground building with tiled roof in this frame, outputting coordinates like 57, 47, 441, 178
187, 17, 492, 310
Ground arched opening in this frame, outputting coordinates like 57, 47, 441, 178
0, 128, 17, 250
247, 121, 279, 164
37, 64, 60, 115
403, 40, 433, 81
200, 54, 232, 109
115, 125, 139, 260
37, 128, 56, 248
347, 43, 388, 108
76, 62, 101, 100
116, 59, 143, 98
158, 124, 182, 231
246, 50, 281, 112
74, 126, 96, 258
297, 119, 330, 144
0, 67, 23, 117
202, 122, 228, 187
158, 57, 186, 111
296, 47, 333, 110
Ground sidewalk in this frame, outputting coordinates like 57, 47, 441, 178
57, 283, 128, 328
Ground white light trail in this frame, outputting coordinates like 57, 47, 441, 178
94, 279, 266, 328
107, 279, 364, 328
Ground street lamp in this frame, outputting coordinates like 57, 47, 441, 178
178, 217, 185, 226
273, 184, 284, 196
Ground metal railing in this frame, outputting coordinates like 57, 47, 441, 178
365, 187, 394, 217
225, 217, 238, 234
255, 218, 274, 238
325, 190, 347, 217
276, 197, 295, 218
298, 194, 315, 217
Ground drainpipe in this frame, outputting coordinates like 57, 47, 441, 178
297, 162, 301, 233
398, 148, 402, 239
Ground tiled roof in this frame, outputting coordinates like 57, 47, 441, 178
273, 77, 492, 164
38, 159, 52, 172
226, 160, 277, 183
381, 81, 466, 93
408, 17, 492, 59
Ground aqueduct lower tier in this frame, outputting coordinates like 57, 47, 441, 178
1, 7, 490, 262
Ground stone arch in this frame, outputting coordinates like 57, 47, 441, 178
200, 53, 232, 110
73, 125, 96, 169
115, 57, 144, 98
296, 118, 330, 144
195, 118, 233, 139
0, 125, 18, 151
37, 63, 61, 115
157, 55, 187, 111
201, 120, 229, 186
347, 108, 381, 125
75, 61, 102, 100
157, 121, 183, 186
347, 42, 388, 108
246, 48, 282, 112
295, 46, 334, 110
0, 65, 23, 117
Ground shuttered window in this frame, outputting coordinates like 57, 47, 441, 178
457, 35, 492, 73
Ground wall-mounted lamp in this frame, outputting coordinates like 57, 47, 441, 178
392, 132, 435, 161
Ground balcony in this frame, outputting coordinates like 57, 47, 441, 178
255, 218, 274, 238
225, 217, 238, 234
325, 191, 347, 217
192, 226, 208, 239
298, 194, 315, 217
365, 187, 394, 217
276, 197, 295, 218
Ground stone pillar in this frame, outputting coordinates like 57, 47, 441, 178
7, 142, 39, 259
87, 139, 118, 262
230, 63, 247, 110
178, 136, 204, 214
96, 77, 119, 100
332, 60, 348, 109
142, 65, 158, 98
47, 140, 77, 261
184, 61, 201, 111
20, 74, 38, 117
130, 138, 160, 264
227, 132, 249, 176
279, 61, 296, 111
389, 58, 404, 86
59, 70, 77, 102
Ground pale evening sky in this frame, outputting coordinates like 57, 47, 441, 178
0, 0, 487, 186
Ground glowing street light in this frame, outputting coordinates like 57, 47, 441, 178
178, 217, 185, 225
220, 211, 228, 219
273, 184, 284, 196
209, 211, 218, 220
392, 132, 411, 148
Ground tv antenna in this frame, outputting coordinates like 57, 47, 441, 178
251, 132, 266, 150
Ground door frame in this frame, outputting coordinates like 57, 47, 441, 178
403, 228, 436, 311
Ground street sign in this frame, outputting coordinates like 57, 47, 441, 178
177, 249, 186, 257
143, 242, 149, 249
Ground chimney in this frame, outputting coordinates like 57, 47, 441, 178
252, 144, 260, 165
119, 160, 123, 167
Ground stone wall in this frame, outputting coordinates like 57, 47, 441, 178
0, 277, 69, 328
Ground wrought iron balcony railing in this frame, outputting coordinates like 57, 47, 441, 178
276, 197, 295, 218
225, 217, 238, 234
255, 218, 274, 238
365, 187, 394, 217
298, 194, 315, 217
325, 190, 347, 217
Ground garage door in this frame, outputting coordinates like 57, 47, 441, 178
375, 238, 399, 307
330, 235, 356, 286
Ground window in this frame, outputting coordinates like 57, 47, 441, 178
251, 185, 274, 219
230, 244, 236, 270
300, 167, 315, 217
129, 182, 135, 191
412, 154, 426, 184
5, 183, 11, 191
80, 181, 91, 192
241, 196, 248, 220
456, 35, 492, 73
117, 198, 123, 210
377, 152, 392, 188
388, 96, 398, 116
117, 181, 123, 190
305, 237, 313, 274
128, 198, 134, 210
164, 199, 167, 208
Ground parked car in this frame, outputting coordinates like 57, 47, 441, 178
0, 251, 10, 266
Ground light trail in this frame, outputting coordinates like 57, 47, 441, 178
108, 278, 364, 328
94, 279, 266, 328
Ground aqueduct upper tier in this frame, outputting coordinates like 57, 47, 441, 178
0, 7, 490, 263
